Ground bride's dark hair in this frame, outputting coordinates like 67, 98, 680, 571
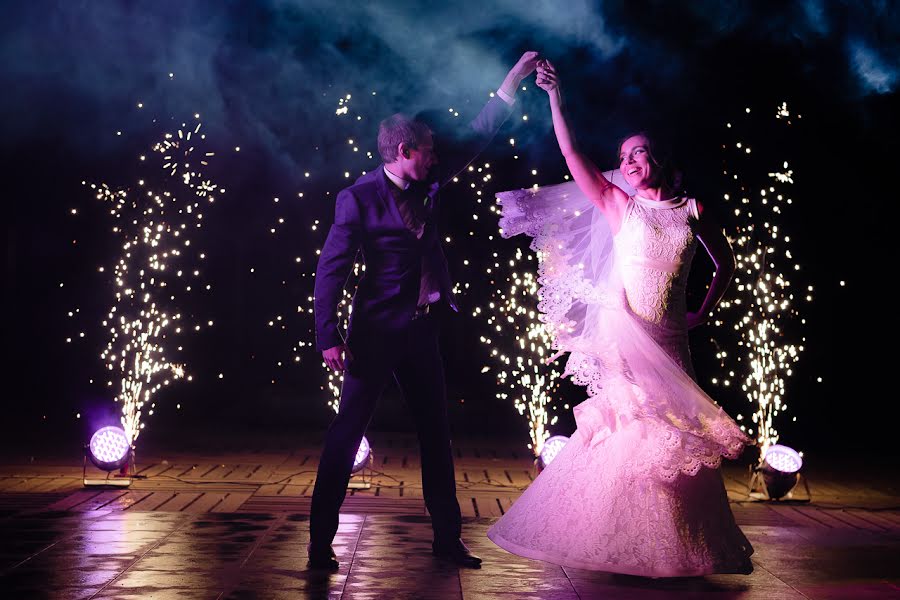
616, 131, 683, 193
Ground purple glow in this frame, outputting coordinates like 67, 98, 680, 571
352, 436, 371, 473
88, 426, 131, 471
764, 444, 802, 473
538, 435, 569, 468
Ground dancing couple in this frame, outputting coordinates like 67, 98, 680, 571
310, 50, 753, 577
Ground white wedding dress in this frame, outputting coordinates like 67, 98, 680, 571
487, 183, 754, 577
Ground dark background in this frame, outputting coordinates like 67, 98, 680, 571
2, 1, 896, 460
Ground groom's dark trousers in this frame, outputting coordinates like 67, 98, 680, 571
310, 97, 512, 547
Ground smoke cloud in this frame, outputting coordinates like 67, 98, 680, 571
0, 0, 895, 176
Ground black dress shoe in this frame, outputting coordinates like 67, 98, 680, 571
307, 543, 339, 570
432, 538, 482, 568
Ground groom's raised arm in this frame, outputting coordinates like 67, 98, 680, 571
435, 51, 539, 186
314, 189, 362, 353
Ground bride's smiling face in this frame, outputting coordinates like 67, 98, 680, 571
619, 134, 655, 189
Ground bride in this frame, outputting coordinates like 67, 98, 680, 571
487, 60, 754, 576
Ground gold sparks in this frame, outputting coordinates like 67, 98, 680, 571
711, 102, 806, 456
478, 246, 561, 456
456, 157, 561, 457
84, 114, 221, 447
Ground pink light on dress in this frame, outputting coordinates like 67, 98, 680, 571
537, 435, 569, 469
489, 182, 753, 576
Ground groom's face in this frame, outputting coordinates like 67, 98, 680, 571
406, 132, 437, 181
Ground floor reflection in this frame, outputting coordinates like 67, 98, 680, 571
1, 510, 898, 598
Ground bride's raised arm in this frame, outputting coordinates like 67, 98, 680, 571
536, 60, 629, 227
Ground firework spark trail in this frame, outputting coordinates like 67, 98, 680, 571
446, 127, 564, 457
269, 91, 370, 409
465, 102, 569, 456
318, 91, 366, 408
320, 269, 360, 414
478, 248, 562, 456
710, 102, 808, 457
443, 137, 564, 458
83, 111, 220, 446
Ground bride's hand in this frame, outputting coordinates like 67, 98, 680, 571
535, 59, 559, 93
686, 311, 709, 330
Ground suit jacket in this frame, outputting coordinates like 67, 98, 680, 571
314, 97, 513, 352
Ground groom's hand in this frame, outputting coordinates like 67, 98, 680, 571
500, 51, 540, 98
323, 344, 353, 372
511, 51, 540, 81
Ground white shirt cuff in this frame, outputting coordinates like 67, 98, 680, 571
496, 87, 516, 106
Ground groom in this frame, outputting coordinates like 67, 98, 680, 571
310, 51, 539, 570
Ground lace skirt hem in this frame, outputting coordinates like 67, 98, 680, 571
486, 528, 754, 577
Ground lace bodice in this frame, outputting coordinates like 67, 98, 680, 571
614, 196, 698, 330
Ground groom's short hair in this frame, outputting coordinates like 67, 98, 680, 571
378, 114, 432, 163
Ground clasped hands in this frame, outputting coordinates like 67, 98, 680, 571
535, 59, 559, 94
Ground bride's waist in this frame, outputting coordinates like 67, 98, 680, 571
617, 254, 686, 274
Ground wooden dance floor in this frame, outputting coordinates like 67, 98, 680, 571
0, 432, 898, 599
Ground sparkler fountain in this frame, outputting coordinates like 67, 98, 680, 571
478, 246, 564, 460
84, 109, 221, 453
710, 103, 810, 497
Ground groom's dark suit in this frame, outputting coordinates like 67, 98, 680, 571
311, 96, 513, 546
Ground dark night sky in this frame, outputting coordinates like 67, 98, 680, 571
2, 1, 897, 457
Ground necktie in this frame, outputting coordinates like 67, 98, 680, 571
390, 182, 440, 306
392, 184, 426, 239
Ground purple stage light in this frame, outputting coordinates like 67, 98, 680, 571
762, 444, 803, 499
764, 444, 803, 473
88, 426, 131, 471
538, 435, 569, 470
352, 436, 371, 473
